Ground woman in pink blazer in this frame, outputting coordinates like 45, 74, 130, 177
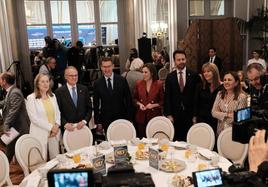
134, 63, 164, 138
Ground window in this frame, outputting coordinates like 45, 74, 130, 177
51, 0, 71, 43
24, 0, 119, 48
24, 0, 47, 49
78, 25, 96, 46
99, 0, 118, 22
99, 0, 118, 45
50, 0, 70, 24
101, 24, 118, 45
76, 0, 95, 46
27, 26, 47, 48
76, 0, 94, 23
189, 0, 205, 16
25, 0, 46, 24
210, 0, 224, 16
189, 0, 225, 18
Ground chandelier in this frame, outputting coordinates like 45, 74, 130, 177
151, 22, 168, 38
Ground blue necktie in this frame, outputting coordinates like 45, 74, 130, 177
72, 87, 77, 107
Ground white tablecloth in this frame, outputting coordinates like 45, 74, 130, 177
20, 143, 232, 187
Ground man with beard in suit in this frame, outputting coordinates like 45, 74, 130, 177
0, 72, 30, 161
55, 66, 92, 133
164, 50, 201, 141
93, 57, 133, 134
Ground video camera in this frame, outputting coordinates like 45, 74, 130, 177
47, 162, 155, 187
193, 167, 268, 187
232, 107, 268, 144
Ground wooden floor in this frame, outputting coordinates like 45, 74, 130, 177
0, 142, 24, 186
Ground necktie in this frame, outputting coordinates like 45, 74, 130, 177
210, 57, 213, 62
179, 71, 184, 92
107, 78, 113, 93
72, 87, 77, 107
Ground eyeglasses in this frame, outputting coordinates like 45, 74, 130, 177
248, 76, 260, 82
66, 74, 78, 77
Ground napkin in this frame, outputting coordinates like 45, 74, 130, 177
198, 149, 215, 160
99, 141, 111, 150
170, 141, 188, 149
141, 138, 158, 144
110, 140, 127, 146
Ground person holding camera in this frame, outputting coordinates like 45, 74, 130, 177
249, 129, 268, 172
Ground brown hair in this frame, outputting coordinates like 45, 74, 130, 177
100, 56, 113, 66
201, 63, 221, 89
34, 73, 53, 99
173, 49, 186, 60
220, 71, 241, 100
142, 63, 158, 81
1, 72, 15, 85
246, 63, 264, 73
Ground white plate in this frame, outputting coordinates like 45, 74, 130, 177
160, 159, 186, 173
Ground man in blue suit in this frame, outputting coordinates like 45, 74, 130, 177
55, 66, 92, 133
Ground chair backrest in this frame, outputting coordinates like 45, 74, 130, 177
0, 150, 12, 186
15, 134, 45, 177
187, 122, 215, 150
146, 116, 174, 141
158, 68, 169, 81
63, 126, 93, 152
106, 119, 136, 141
217, 127, 248, 165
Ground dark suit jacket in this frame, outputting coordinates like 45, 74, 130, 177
1, 86, 30, 161
134, 80, 164, 125
93, 74, 133, 129
203, 56, 223, 75
2, 86, 30, 134
164, 69, 201, 140
138, 37, 152, 63
55, 84, 92, 132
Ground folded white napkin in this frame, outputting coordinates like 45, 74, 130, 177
169, 141, 188, 148
110, 140, 127, 146
99, 141, 111, 149
198, 149, 215, 160
141, 138, 158, 144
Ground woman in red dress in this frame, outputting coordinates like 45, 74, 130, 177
134, 63, 164, 138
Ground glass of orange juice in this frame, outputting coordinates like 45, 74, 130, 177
160, 144, 169, 152
184, 150, 192, 159
137, 143, 145, 150
72, 154, 81, 163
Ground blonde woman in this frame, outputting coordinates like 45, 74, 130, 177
26, 73, 61, 160
193, 63, 222, 135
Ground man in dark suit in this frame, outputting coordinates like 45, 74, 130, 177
203, 48, 223, 77
0, 72, 30, 161
164, 50, 201, 141
55, 66, 92, 133
93, 57, 133, 134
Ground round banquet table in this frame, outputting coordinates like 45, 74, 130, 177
20, 141, 232, 187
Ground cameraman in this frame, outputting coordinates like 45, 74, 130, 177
246, 63, 268, 108
248, 129, 268, 172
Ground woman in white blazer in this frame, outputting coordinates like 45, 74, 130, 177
26, 73, 61, 160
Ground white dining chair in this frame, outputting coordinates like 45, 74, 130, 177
63, 126, 93, 152
187, 122, 215, 150
217, 127, 248, 165
106, 119, 136, 141
146, 116, 174, 141
0, 150, 13, 186
15, 134, 45, 177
